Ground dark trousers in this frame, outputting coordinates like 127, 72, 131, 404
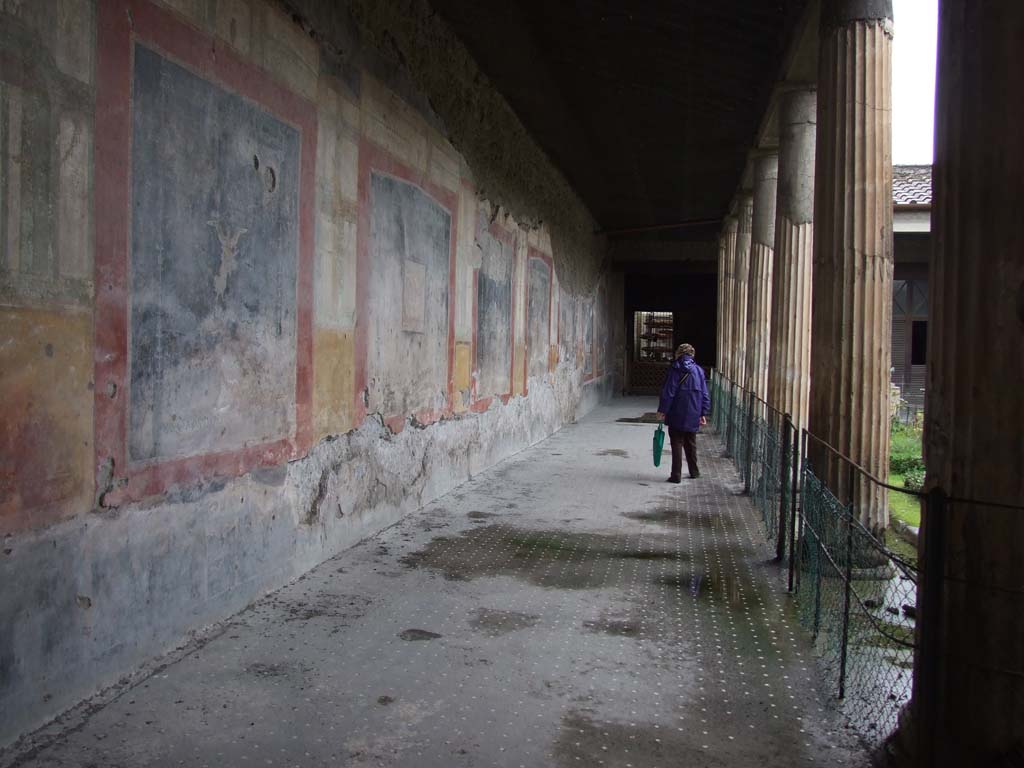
669, 428, 699, 479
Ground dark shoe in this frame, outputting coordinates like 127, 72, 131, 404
690, 472, 700, 479
666, 476, 681, 484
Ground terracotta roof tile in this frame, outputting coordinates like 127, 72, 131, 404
893, 165, 932, 206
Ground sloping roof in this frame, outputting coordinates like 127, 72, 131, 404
893, 165, 932, 206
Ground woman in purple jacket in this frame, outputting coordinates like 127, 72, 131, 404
655, 343, 711, 482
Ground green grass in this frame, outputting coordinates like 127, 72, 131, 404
890, 426, 923, 464
888, 472, 922, 528
888, 421, 924, 529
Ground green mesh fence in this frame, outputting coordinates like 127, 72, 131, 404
749, 406, 785, 556
709, 370, 917, 748
795, 466, 918, 747
709, 372, 790, 561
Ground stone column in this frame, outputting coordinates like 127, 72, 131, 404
716, 218, 741, 380
716, 232, 728, 378
731, 193, 753, 389
911, 3, 1024, 765
767, 87, 816, 430
745, 153, 778, 401
722, 217, 738, 381
807, 0, 893, 529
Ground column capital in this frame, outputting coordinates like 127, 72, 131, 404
821, 0, 893, 31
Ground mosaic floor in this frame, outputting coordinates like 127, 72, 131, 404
6, 398, 870, 767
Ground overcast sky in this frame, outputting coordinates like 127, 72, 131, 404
892, 0, 938, 164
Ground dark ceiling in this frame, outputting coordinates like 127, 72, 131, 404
431, 1, 807, 235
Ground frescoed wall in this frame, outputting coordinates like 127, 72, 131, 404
526, 252, 552, 381
558, 289, 576, 367
0, 0, 95, 532
128, 44, 300, 463
475, 214, 514, 398
594, 280, 607, 376
365, 173, 453, 421
582, 297, 595, 378
0, 0, 621, 747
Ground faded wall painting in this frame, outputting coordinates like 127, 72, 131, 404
367, 173, 451, 417
559, 290, 576, 367
475, 218, 512, 396
129, 44, 299, 463
0, 2, 94, 311
582, 297, 594, 378
594, 282, 607, 375
527, 256, 551, 379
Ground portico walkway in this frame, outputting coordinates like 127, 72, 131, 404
5, 399, 869, 768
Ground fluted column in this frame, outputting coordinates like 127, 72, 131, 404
715, 233, 728, 378
745, 153, 778, 401
768, 87, 816, 430
731, 194, 753, 389
808, 0, 893, 529
722, 217, 738, 381
911, 3, 1024, 765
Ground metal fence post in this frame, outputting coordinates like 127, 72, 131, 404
812, 536, 822, 641
797, 429, 809, 594
917, 486, 947, 768
710, 372, 718, 430
777, 414, 792, 562
726, 381, 736, 457
788, 425, 800, 592
838, 500, 855, 699
744, 390, 755, 493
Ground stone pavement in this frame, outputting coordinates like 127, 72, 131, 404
4, 398, 870, 768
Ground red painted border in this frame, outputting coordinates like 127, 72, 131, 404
93, 0, 316, 503
523, 247, 553, 396
354, 138, 458, 432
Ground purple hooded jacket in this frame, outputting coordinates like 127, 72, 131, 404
658, 355, 710, 432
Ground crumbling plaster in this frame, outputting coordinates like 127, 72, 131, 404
0, 0, 620, 748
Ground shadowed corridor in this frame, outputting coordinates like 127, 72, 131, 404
7, 399, 869, 768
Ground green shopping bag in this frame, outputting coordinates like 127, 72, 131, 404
652, 424, 666, 467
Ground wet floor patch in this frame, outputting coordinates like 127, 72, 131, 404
399, 525, 689, 590
623, 507, 720, 529
398, 628, 441, 641
553, 710, 699, 768
615, 412, 662, 424
468, 608, 541, 637
594, 448, 629, 457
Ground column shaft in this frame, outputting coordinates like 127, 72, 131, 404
745, 154, 778, 402
731, 195, 753, 389
808, 2, 893, 528
914, 3, 1024, 764
722, 218, 738, 381
716, 233, 728, 377
768, 88, 816, 430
